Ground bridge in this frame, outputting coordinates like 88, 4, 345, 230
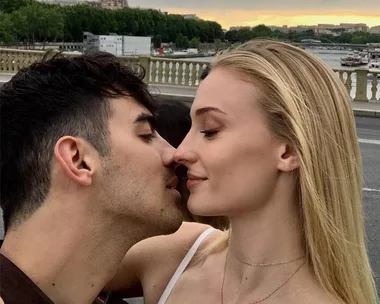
292, 42, 379, 49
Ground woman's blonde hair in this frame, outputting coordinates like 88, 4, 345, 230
198, 40, 378, 304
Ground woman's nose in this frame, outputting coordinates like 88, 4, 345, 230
174, 139, 197, 166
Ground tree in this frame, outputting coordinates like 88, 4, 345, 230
214, 38, 222, 50
189, 37, 200, 48
37, 6, 64, 48
237, 28, 252, 42
9, 10, 28, 47
0, 0, 34, 14
175, 33, 189, 49
2, 4, 229, 46
351, 35, 363, 44
252, 24, 272, 38
225, 30, 238, 42
336, 32, 352, 43
0, 12, 13, 43
17, 4, 44, 48
153, 34, 162, 48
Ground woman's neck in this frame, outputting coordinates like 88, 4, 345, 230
222, 189, 306, 303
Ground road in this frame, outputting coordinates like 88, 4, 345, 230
0, 115, 379, 296
357, 117, 380, 296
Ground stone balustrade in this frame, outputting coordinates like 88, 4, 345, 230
1, 48, 379, 102
148, 57, 209, 87
334, 68, 379, 102
0, 48, 77, 73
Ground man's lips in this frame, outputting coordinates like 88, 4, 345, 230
166, 176, 179, 189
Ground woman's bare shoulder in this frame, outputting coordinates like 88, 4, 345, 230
131, 222, 221, 267
104, 222, 221, 295
123, 222, 221, 274
131, 222, 224, 301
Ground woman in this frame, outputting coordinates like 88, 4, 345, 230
105, 40, 378, 304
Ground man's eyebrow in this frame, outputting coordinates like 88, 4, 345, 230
133, 112, 157, 129
194, 107, 227, 116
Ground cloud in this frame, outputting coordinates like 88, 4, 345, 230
160, 8, 380, 28
130, 0, 380, 12
129, 0, 380, 28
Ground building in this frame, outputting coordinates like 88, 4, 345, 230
289, 25, 316, 33
229, 26, 252, 31
86, 1, 101, 7
87, 34, 123, 56
122, 36, 151, 55
37, 0, 89, 5
181, 14, 201, 20
369, 26, 380, 34
38, 0, 129, 8
268, 25, 289, 33
314, 23, 368, 36
99, 0, 129, 9
83, 32, 151, 56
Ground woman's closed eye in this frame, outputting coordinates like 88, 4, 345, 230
200, 129, 218, 138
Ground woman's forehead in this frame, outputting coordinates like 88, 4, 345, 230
191, 69, 261, 117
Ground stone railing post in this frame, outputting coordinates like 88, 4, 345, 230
138, 56, 151, 84
354, 69, 368, 102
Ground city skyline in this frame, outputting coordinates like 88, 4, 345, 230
129, 0, 380, 28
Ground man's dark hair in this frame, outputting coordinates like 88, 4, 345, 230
156, 101, 191, 148
200, 66, 210, 81
0, 52, 157, 233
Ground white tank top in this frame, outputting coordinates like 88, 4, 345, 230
157, 227, 215, 304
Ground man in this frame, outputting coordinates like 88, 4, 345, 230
0, 52, 183, 304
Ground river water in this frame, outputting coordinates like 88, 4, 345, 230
184, 49, 355, 69
184, 48, 380, 100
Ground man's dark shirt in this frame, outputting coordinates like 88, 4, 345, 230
0, 252, 54, 304
0, 252, 124, 304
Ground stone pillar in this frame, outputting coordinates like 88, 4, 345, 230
138, 56, 151, 84
354, 69, 368, 102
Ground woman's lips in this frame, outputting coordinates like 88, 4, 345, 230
186, 173, 207, 189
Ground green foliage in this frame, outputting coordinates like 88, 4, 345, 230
225, 26, 380, 44
58, 6, 223, 44
4, 3, 64, 48
0, 12, 13, 43
189, 37, 200, 48
1, 2, 379, 47
153, 35, 162, 48
0, 0, 35, 14
175, 33, 189, 49
214, 38, 222, 50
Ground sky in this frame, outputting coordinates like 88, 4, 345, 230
129, 0, 380, 29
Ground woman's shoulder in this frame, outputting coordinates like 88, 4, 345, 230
130, 222, 224, 302
131, 222, 223, 268
121, 222, 222, 275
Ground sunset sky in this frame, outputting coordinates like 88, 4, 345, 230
130, 0, 380, 29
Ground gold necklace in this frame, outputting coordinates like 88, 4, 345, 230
220, 249, 306, 304
232, 252, 305, 267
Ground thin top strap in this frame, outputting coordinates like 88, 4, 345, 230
157, 227, 215, 304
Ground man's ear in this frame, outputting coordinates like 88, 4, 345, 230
54, 136, 96, 186
277, 143, 300, 173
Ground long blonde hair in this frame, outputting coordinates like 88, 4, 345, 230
199, 40, 378, 304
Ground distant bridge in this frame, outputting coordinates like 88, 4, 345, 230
292, 42, 374, 49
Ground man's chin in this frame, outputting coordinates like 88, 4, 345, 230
155, 209, 183, 237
